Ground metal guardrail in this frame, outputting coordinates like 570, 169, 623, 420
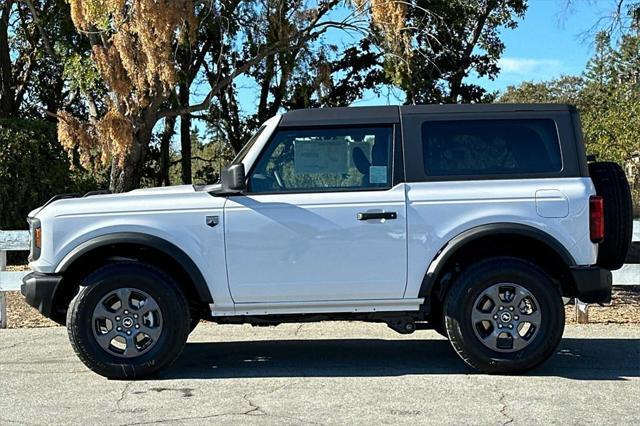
0, 231, 29, 328
1, 223, 639, 328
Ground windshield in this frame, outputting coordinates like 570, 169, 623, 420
229, 125, 266, 167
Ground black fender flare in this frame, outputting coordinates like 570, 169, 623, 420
419, 223, 577, 299
56, 232, 213, 303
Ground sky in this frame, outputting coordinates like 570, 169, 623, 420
196, 1, 613, 130
351, 0, 610, 105
469, 0, 607, 92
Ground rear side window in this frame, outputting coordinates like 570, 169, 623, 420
421, 119, 562, 177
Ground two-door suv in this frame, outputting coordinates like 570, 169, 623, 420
22, 104, 632, 379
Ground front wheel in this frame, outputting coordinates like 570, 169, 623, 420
67, 262, 191, 379
443, 257, 564, 374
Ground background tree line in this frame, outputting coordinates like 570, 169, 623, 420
0, 0, 638, 230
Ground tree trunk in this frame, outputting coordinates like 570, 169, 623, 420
0, 0, 16, 118
109, 125, 151, 193
179, 81, 192, 184
159, 116, 176, 186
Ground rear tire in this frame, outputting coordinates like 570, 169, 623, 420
589, 161, 633, 270
67, 262, 190, 379
444, 257, 564, 374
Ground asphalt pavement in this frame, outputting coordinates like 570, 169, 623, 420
0, 322, 638, 425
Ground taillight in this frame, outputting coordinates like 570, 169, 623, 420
590, 196, 604, 243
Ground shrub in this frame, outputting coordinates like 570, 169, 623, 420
0, 118, 98, 230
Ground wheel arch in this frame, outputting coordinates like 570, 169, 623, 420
420, 223, 578, 304
49, 233, 212, 324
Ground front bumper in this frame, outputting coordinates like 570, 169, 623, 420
569, 266, 612, 303
21, 272, 63, 318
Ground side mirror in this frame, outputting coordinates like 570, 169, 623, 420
221, 163, 246, 193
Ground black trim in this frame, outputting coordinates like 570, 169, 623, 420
419, 223, 577, 298
401, 110, 583, 182
393, 123, 405, 186
357, 211, 397, 220
83, 189, 112, 197
280, 106, 400, 127
57, 233, 213, 303
40, 192, 81, 210
569, 266, 612, 303
571, 110, 590, 177
21, 272, 63, 318
400, 103, 577, 115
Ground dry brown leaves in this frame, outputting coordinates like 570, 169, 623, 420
63, 0, 197, 169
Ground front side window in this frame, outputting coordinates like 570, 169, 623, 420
421, 119, 562, 177
249, 126, 393, 193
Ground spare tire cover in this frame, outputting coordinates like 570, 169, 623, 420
588, 161, 633, 270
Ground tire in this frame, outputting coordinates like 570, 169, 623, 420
190, 317, 200, 333
444, 257, 564, 374
429, 304, 448, 339
589, 161, 633, 270
66, 262, 191, 379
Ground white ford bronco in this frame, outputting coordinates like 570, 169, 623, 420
22, 104, 632, 379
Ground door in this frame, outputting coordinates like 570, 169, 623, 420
224, 125, 407, 303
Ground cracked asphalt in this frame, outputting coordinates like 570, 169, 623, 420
0, 322, 638, 425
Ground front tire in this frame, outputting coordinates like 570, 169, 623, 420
444, 257, 564, 374
67, 262, 190, 379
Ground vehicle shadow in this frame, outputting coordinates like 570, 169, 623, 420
158, 337, 640, 381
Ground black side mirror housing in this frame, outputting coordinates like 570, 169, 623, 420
221, 163, 246, 193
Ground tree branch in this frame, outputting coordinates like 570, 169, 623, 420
158, 0, 345, 118
21, 0, 57, 59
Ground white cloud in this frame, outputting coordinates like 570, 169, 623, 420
497, 58, 565, 76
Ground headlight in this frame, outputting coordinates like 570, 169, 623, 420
27, 217, 41, 261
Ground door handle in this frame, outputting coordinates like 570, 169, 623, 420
357, 212, 397, 221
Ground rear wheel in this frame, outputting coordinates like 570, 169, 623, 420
444, 257, 564, 374
67, 262, 190, 379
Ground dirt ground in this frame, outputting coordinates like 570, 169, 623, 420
5, 286, 639, 329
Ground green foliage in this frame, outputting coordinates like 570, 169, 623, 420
63, 52, 103, 95
0, 118, 98, 229
498, 30, 640, 210
500, 76, 586, 106
389, 0, 528, 104
500, 31, 639, 165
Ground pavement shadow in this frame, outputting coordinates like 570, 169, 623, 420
158, 337, 639, 381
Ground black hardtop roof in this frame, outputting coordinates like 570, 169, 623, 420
401, 103, 576, 114
279, 103, 576, 127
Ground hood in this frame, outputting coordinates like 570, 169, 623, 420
29, 184, 220, 218
125, 185, 196, 196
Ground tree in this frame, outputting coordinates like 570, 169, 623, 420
500, 76, 585, 106
58, 0, 383, 192
580, 30, 639, 163
0, 0, 82, 119
388, 0, 527, 104
498, 30, 639, 165
561, 0, 639, 38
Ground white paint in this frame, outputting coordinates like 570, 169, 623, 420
405, 178, 597, 298
535, 189, 569, 218
224, 185, 407, 303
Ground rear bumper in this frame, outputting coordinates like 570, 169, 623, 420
21, 272, 63, 318
570, 266, 612, 303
